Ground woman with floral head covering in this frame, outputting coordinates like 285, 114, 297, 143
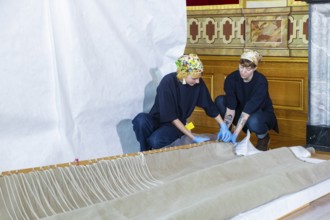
215, 50, 278, 151
132, 54, 231, 151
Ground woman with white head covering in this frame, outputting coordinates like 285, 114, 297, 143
215, 50, 278, 151
133, 54, 230, 151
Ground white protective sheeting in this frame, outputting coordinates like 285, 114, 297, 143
0, 0, 187, 172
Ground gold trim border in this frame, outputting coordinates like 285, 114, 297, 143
199, 55, 308, 63
186, 0, 308, 10
187, 0, 244, 10
288, 0, 308, 6
0, 141, 215, 176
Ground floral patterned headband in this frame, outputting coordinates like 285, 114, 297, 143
176, 54, 203, 79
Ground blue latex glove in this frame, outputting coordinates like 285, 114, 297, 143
217, 122, 231, 142
193, 136, 210, 143
230, 133, 237, 145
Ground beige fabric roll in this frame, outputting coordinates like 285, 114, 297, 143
1, 142, 330, 220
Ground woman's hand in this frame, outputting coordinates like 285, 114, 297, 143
193, 136, 210, 143
217, 122, 232, 142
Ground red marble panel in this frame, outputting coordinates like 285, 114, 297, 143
303, 19, 308, 40
190, 21, 199, 41
288, 19, 293, 41
206, 21, 215, 40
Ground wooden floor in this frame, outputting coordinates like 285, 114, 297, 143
194, 127, 308, 149
242, 130, 306, 150
255, 131, 330, 159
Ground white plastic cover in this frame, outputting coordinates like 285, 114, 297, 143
0, 0, 187, 171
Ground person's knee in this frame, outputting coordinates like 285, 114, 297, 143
215, 95, 226, 117
215, 95, 224, 107
147, 135, 162, 149
132, 113, 148, 130
246, 116, 266, 134
147, 132, 178, 149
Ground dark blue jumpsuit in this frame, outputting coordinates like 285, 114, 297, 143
215, 70, 278, 135
133, 72, 219, 151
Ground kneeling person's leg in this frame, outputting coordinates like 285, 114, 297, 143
215, 95, 226, 118
246, 111, 275, 150
147, 123, 183, 149
132, 113, 159, 151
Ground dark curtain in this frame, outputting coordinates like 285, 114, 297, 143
186, 0, 239, 6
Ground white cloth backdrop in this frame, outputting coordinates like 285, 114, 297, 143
0, 0, 187, 172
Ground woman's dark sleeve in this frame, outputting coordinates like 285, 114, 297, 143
157, 79, 179, 123
243, 78, 269, 114
224, 75, 238, 110
196, 79, 219, 118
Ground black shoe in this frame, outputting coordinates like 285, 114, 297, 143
256, 134, 270, 151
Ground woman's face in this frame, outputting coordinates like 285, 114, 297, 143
185, 74, 200, 86
239, 64, 256, 82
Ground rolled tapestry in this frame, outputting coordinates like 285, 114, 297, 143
1, 142, 330, 219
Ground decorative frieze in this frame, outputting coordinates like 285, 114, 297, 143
185, 6, 308, 57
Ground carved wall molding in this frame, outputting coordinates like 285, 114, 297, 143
185, 6, 308, 57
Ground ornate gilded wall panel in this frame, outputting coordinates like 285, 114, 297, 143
185, 6, 308, 57
186, 9, 245, 56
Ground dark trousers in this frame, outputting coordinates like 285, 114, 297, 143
215, 95, 277, 136
132, 113, 183, 151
